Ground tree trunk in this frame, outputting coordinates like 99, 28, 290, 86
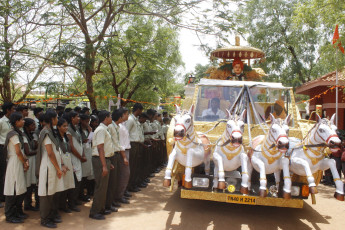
84, 44, 97, 110
85, 70, 97, 110
2, 10, 12, 103
287, 45, 305, 84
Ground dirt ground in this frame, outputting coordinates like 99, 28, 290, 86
1, 170, 345, 230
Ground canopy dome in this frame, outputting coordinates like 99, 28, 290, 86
210, 36, 265, 60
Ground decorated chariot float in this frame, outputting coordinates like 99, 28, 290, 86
163, 37, 344, 208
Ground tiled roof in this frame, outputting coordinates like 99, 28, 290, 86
296, 68, 345, 94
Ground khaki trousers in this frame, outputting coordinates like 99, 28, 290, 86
90, 157, 110, 215
105, 153, 120, 209
115, 150, 130, 200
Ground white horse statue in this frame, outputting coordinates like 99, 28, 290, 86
289, 114, 344, 201
250, 114, 292, 198
213, 110, 252, 194
163, 105, 211, 188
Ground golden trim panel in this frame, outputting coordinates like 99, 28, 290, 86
181, 189, 304, 209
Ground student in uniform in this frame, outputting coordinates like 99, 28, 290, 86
4, 112, 29, 223
37, 110, 67, 228
79, 114, 93, 202
0, 102, 15, 208
66, 111, 85, 211
162, 117, 170, 164
146, 109, 160, 174
16, 105, 29, 118
33, 107, 44, 132
138, 113, 152, 185
126, 103, 143, 192
23, 118, 39, 211
114, 108, 131, 205
89, 110, 114, 220
142, 112, 156, 178
106, 109, 122, 211
87, 115, 99, 197
81, 107, 90, 115
55, 106, 65, 118
162, 117, 170, 139
90, 115, 99, 132
56, 118, 75, 213
153, 112, 165, 170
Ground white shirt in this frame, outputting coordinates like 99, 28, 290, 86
143, 121, 153, 139
119, 123, 131, 150
202, 108, 226, 119
0, 116, 12, 145
108, 121, 121, 152
67, 128, 83, 181
34, 117, 39, 132
162, 124, 169, 139
139, 123, 145, 143
4, 135, 27, 196
153, 120, 164, 140
126, 114, 141, 142
92, 123, 114, 157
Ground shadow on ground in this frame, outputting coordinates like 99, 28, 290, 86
163, 188, 329, 230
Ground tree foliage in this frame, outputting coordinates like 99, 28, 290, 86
39, 0, 211, 109
0, 0, 57, 103
97, 15, 182, 106
233, 0, 324, 87
293, 0, 345, 72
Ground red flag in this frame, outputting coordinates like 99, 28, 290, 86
333, 25, 345, 54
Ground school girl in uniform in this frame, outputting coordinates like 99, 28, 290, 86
4, 112, 29, 223
37, 110, 67, 228
79, 114, 93, 201
56, 118, 75, 213
23, 118, 39, 211
66, 111, 85, 210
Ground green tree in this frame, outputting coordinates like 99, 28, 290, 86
95, 15, 182, 107
45, 0, 207, 109
294, 0, 345, 72
0, 0, 57, 103
98, 16, 182, 105
233, 0, 329, 87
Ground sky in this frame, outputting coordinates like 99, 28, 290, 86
178, 28, 211, 74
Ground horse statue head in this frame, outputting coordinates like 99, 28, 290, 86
225, 109, 246, 147
173, 104, 194, 140
268, 113, 291, 153
313, 114, 341, 152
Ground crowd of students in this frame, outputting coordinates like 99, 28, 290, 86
0, 102, 170, 228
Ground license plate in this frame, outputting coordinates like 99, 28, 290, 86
226, 194, 256, 205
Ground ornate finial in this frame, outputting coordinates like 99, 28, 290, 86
235, 35, 240, 46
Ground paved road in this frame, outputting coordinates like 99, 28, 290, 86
1, 170, 344, 230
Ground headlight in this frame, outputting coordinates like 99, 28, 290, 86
192, 177, 210, 188
291, 186, 300, 196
